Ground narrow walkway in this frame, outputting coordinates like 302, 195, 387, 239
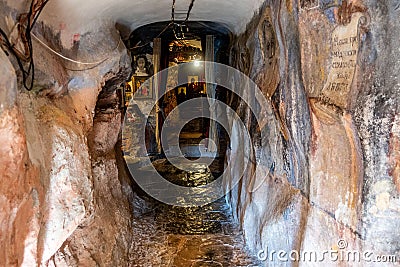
127, 158, 261, 266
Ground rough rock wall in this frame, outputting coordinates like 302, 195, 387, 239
0, 48, 42, 267
0, 2, 134, 265
351, 0, 400, 255
226, 0, 399, 265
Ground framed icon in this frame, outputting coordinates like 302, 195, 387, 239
133, 54, 154, 76
177, 86, 186, 94
132, 76, 153, 99
124, 81, 134, 106
188, 75, 199, 84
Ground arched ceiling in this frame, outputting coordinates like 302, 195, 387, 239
39, 0, 265, 34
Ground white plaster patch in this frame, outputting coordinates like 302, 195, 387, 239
372, 180, 392, 195
375, 192, 391, 211
335, 200, 353, 226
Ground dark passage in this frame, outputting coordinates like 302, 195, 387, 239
127, 158, 260, 266
119, 18, 261, 265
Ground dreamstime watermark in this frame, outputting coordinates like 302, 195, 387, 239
123, 61, 276, 207
257, 239, 398, 263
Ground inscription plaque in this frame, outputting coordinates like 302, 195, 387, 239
318, 12, 365, 110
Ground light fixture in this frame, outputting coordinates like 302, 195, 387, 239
193, 60, 200, 67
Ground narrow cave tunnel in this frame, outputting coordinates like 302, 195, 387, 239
1, 0, 399, 266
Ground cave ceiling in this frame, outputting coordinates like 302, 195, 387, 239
38, 0, 265, 34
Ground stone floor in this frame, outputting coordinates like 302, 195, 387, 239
127, 158, 261, 267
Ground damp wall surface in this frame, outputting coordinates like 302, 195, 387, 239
226, 0, 399, 265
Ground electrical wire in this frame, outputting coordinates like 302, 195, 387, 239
31, 32, 121, 66
130, 0, 196, 50
1, 0, 198, 88
129, 21, 173, 50
184, 0, 195, 22
172, 0, 176, 22
174, 0, 195, 40
22, 0, 50, 90
0, 27, 29, 86
0, 0, 49, 91
2, 0, 123, 80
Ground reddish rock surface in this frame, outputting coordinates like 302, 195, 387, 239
0, 4, 134, 263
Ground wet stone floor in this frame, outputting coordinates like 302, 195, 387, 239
127, 158, 261, 267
